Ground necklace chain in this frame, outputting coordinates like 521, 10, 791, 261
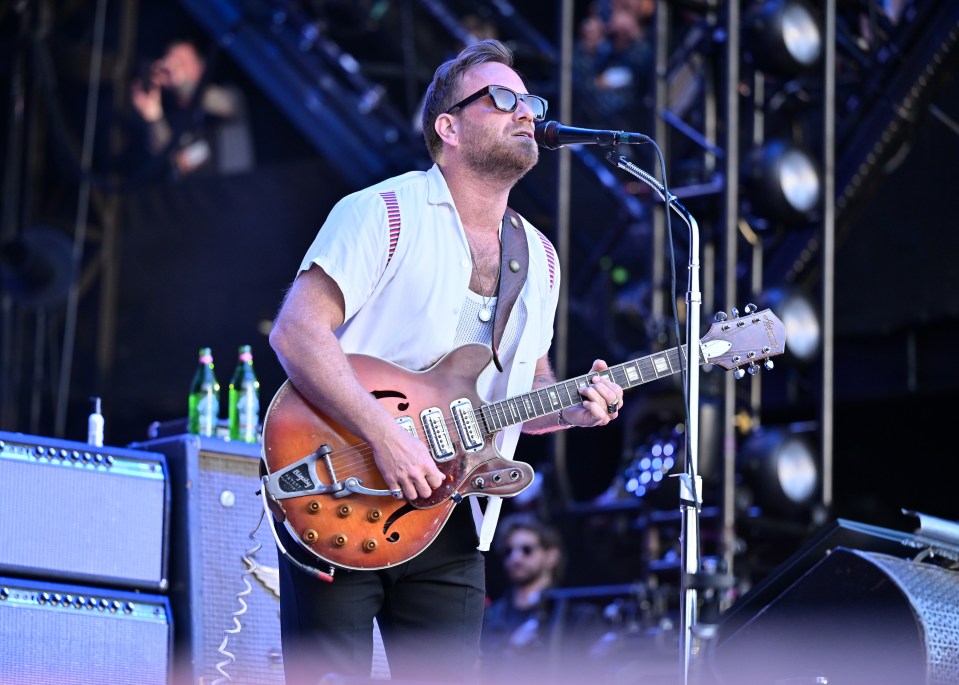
467, 219, 503, 323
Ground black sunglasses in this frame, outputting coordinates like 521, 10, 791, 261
446, 85, 548, 121
506, 543, 540, 557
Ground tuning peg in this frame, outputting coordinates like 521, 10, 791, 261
764, 359, 775, 371
733, 367, 746, 380
744, 303, 757, 314
730, 307, 740, 318
747, 363, 759, 375
714, 311, 728, 322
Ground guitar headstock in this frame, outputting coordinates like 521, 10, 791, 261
700, 304, 786, 377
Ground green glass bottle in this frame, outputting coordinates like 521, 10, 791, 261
228, 344, 260, 443
188, 347, 220, 437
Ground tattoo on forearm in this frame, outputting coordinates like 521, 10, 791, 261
533, 373, 554, 389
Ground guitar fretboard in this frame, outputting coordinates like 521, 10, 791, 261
479, 344, 694, 434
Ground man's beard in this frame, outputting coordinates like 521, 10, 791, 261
508, 565, 547, 589
462, 123, 539, 186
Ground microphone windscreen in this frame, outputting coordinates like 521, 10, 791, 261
533, 120, 561, 149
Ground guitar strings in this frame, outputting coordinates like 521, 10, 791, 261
320, 393, 575, 475
303, 407, 495, 479
314, 376, 596, 475
285, 344, 746, 483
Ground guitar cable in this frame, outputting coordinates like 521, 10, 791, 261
260, 482, 336, 583
211, 486, 337, 685
211, 509, 262, 685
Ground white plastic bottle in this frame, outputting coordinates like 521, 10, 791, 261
87, 396, 104, 447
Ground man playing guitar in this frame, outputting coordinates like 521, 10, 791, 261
267, 39, 624, 685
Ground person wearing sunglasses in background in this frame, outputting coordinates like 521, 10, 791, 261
269, 39, 625, 684
480, 514, 606, 684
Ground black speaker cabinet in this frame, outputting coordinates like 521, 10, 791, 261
0, 574, 172, 684
716, 517, 922, 639
710, 547, 959, 685
0, 431, 169, 591
131, 434, 284, 684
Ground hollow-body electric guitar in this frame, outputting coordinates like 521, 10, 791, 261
261, 308, 785, 573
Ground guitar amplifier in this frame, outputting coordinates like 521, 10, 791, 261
0, 574, 172, 685
130, 434, 285, 684
0, 431, 169, 591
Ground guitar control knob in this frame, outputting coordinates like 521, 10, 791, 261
473, 477, 486, 489
367, 509, 382, 523
362, 539, 378, 553
331, 533, 347, 547
492, 474, 502, 484
307, 500, 321, 514
303, 529, 319, 544
509, 470, 520, 481
337, 504, 352, 518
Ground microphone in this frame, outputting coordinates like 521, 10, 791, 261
533, 120, 651, 150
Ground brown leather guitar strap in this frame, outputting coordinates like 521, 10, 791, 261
492, 207, 529, 372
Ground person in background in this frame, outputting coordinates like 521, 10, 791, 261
572, 13, 609, 120
573, 0, 655, 132
267, 38, 625, 684
130, 39, 254, 178
480, 514, 605, 685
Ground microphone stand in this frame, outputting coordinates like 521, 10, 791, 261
605, 151, 703, 685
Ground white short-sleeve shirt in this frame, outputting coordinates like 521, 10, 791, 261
298, 163, 561, 548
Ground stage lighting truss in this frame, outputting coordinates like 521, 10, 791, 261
739, 1, 824, 228
737, 423, 819, 517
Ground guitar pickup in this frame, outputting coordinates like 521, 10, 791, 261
395, 415, 418, 438
451, 399, 484, 452
420, 407, 455, 461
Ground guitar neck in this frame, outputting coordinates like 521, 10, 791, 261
480, 343, 695, 433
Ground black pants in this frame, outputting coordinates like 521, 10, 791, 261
278, 502, 486, 685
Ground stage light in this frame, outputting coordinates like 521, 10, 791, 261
738, 424, 818, 516
745, 0, 823, 77
760, 288, 820, 363
0, 226, 75, 309
623, 430, 680, 501
745, 140, 821, 222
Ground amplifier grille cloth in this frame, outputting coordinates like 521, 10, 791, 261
0, 456, 166, 588
195, 450, 285, 684
0, 579, 170, 685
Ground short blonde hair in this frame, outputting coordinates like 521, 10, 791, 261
420, 40, 518, 162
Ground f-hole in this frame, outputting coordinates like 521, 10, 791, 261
371, 389, 409, 412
